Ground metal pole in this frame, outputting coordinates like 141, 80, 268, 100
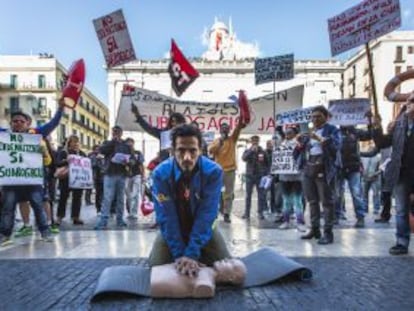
365, 43, 379, 116
273, 79, 276, 130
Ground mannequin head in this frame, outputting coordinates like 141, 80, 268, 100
213, 258, 246, 285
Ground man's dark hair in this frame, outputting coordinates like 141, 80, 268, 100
125, 137, 135, 143
312, 105, 329, 118
11, 111, 30, 121
167, 112, 186, 129
171, 124, 202, 148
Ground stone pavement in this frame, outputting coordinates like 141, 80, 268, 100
1, 190, 413, 310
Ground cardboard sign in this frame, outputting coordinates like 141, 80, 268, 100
0, 133, 43, 185
328, 98, 371, 126
117, 85, 304, 134
93, 9, 136, 68
254, 54, 294, 85
275, 107, 315, 126
271, 144, 298, 175
328, 0, 401, 56
68, 155, 93, 189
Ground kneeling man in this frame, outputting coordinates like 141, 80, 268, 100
149, 124, 230, 278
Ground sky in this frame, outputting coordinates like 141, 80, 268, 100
1, 0, 414, 105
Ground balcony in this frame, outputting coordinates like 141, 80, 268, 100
15, 84, 56, 92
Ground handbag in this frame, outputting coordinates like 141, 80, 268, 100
54, 166, 69, 179
140, 196, 154, 216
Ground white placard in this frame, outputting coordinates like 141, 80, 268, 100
202, 131, 215, 145
0, 132, 43, 185
328, 0, 401, 56
93, 9, 136, 68
68, 155, 93, 189
160, 130, 172, 150
275, 107, 315, 126
271, 145, 298, 174
254, 54, 294, 85
116, 86, 304, 134
328, 98, 371, 126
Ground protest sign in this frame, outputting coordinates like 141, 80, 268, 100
328, 98, 371, 126
117, 85, 304, 134
275, 107, 315, 126
271, 144, 298, 174
68, 155, 93, 189
202, 132, 215, 145
254, 54, 294, 85
0, 132, 43, 185
328, 0, 401, 56
93, 9, 136, 68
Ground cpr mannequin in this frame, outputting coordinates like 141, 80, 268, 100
150, 258, 247, 298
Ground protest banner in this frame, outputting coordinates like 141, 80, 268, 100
328, 0, 401, 56
93, 9, 136, 68
68, 155, 93, 189
0, 132, 43, 185
275, 107, 315, 126
254, 54, 294, 85
328, 98, 371, 126
116, 85, 304, 134
271, 144, 298, 174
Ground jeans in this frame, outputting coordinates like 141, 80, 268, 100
125, 175, 142, 216
222, 170, 236, 215
338, 171, 366, 219
281, 181, 304, 223
0, 186, 49, 237
303, 175, 335, 232
393, 180, 411, 247
268, 177, 282, 213
362, 177, 381, 213
244, 175, 267, 217
96, 174, 126, 227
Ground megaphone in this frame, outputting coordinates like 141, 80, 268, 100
62, 59, 85, 109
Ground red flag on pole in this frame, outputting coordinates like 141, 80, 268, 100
168, 39, 199, 97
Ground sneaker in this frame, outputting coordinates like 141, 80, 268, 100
354, 218, 365, 228
15, 225, 33, 238
40, 231, 54, 242
374, 218, 390, 223
117, 221, 128, 228
241, 214, 250, 220
296, 223, 307, 232
50, 224, 60, 234
279, 222, 290, 229
127, 214, 138, 220
0, 235, 13, 247
389, 244, 408, 255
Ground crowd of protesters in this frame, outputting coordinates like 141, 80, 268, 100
1, 96, 414, 256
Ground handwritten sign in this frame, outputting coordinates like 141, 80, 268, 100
328, 0, 401, 56
254, 54, 294, 85
68, 155, 93, 189
93, 9, 136, 68
271, 144, 298, 174
275, 107, 315, 126
328, 98, 371, 126
202, 131, 215, 145
116, 86, 304, 134
0, 132, 43, 185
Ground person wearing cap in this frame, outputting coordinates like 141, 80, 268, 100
0, 98, 65, 247
95, 125, 133, 229
208, 121, 244, 223
241, 135, 270, 220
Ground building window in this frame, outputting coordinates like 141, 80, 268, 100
395, 66, 402, 75
92, 122, 96, 131
59, 124, 66, 143
408, 46, 414, 54
87, 136, 90, 148
80, 114, 85, 124
9, 97, 20, 113
80, 133, 84, 145
86, 118, 90, 128
10, 74, 18, 88
38, 75, 46, 88
72, 110, 77, 121
38, 97, 47, 109
395, 46, 403, 62
97, 110, 100, 119
73, 129, 77, 135
86, 101, 90, 111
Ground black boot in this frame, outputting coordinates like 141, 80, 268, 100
301, 228, 321, 240
318, 230, 334, 245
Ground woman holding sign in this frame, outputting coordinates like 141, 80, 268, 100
56, 135, 86, 225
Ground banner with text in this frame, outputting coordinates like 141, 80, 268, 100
93, 9, 136, 68
328, 0, 401, 56
68, 155, 93, 189
275, 106, 315, 126
116, 85, 304, 134
271, 145, 298, 174
328, 98, 371, 126
254, 54, 294, 85
0, 132, 43, 185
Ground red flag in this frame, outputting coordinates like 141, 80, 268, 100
238, 90, 251, 126
62, 59, 86, 109
168, 39, 199, 97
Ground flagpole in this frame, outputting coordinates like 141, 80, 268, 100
273, 78, 276, 132
365, 42, 379, 116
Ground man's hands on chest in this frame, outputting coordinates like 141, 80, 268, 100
175, 256, 203, 278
